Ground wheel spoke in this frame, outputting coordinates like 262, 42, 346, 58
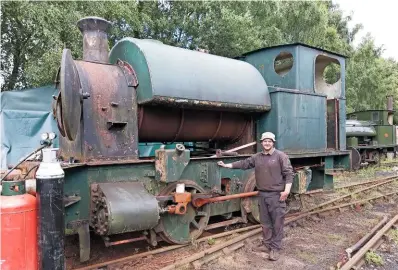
160, 183, 210, 244
191, 219, 200, 229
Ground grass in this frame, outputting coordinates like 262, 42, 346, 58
380, 157, 398, 164
365, 250, 384, 266
326, 233, 344, 243
335, 162, 396, 184
387, 229, 398, 245
296, 250, 318, 264
207, 237, 216, 245
355, 165, 391, 178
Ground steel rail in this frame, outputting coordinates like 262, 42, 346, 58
290, 176, 398, 217
286, 191, 398, 223
340, 214, 398, 270
352, 238, 385, 270
335, 175, 398, 190
345, 216, 388, 259
191, 242, 245, 269
160, 228, 263, 270
73, 244, 188, 270
72, 224, 261, 270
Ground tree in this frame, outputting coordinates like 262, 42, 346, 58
1, 1, 141, 91
345, 35, 398, 114
1, 0, 397, 117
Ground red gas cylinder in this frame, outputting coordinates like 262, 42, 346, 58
0, 180, 37, 270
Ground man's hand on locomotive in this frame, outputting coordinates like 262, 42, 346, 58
217, 161, 232, 168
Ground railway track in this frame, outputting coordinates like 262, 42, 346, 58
72, 176, 398, 270
73, 225, 261, 270
340, 214, 398, 270
301, 174, 398, 196
297, 175, 398, 214
381, 161, 398, 168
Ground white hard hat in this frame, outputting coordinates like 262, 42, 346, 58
260, 132, 276, 142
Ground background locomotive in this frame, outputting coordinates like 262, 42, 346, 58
2, 16, 352, 262
346, 98, 398, 169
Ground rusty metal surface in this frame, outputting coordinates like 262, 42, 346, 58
103, 236, 147, 247
77, 17, 111, 63
54, 92, 66, 138
60, 49, 82, 141
116, 59, 139, 88
138, 105, 251, 142
155, 145, 190, 183
167, 192, 192, 215
192, 191, 258, 208
1, 161, 40, 181
79, 61, 138, 160
291, 168, 312, 194
57, 16, 139, 163
58, 59, 139, 162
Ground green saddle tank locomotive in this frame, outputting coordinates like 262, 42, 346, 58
346, 97, 397, 169
18, 17, 351, 262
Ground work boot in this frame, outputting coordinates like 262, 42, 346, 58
252, 245, 271, 254
269, 249, 280, 261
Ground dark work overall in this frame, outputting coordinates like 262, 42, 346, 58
258, 191, 286, 251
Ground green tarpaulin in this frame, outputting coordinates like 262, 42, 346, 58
1, 86, 59, 169
1, 86, 191, 169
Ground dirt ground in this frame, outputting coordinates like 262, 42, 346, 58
199, 166, 398, 270
201, 202, 397, 270
67, 164, 398, 270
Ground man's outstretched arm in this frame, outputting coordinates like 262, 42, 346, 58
217, 155, 256, 170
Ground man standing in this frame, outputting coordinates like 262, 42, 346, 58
217, 132, 294, 261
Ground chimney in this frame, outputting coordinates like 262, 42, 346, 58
77, 17, 112, 63
387, 95, 394, 111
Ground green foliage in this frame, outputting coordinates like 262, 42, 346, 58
387, 229, 398, 245
1, 0, 397, 119
207, 237, 216, 245
365, 250, 384, 266
346, 35, 398, 114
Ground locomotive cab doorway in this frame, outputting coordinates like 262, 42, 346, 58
314, 54, 342, 150
327, 99, 340, 150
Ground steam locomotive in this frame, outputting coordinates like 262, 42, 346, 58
346, 100, 397, 169
5, 17, 352, 262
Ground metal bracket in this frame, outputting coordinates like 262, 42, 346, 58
116, 59, 139, 88
64, 195, 81, 207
